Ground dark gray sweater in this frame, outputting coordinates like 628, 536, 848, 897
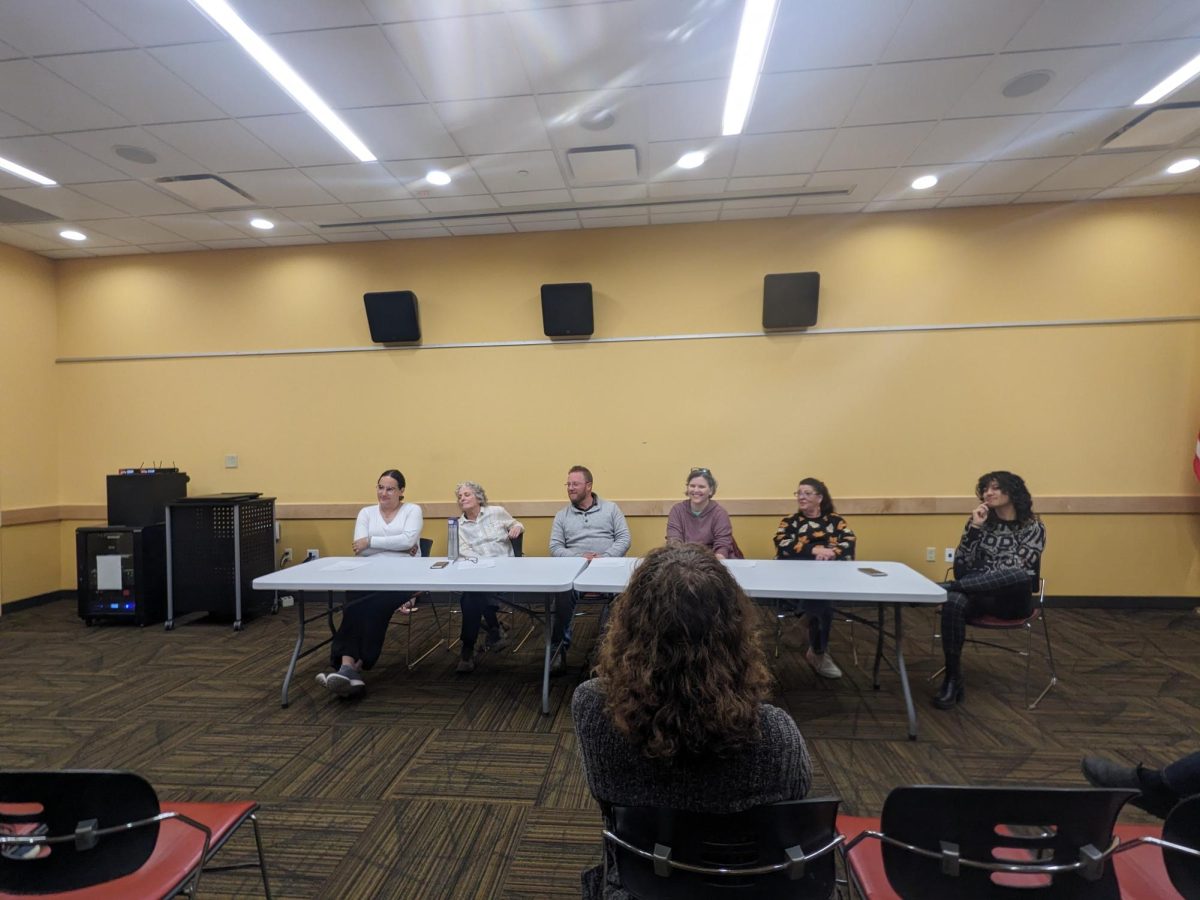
571, 678, 812, 898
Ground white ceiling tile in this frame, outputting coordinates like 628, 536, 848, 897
347, 198, 430, 217
954, 157, 1071, 194
270, 26, 425, 107
509, 1, 642, 92
765, 0, 909, 72
873, 164, 983, 201
322, 228, 390, 242
143, 241, 206, 253
882, 0, 1041, 62
386, 227, 450, 239
721, 196, 795, 210
150, 42, 298, 119
71, 217, 185, 243
141, 214, 246, 240
864, 198, 942, 212
581, 214, 648, 228
0, 0, 133, 55
470, 150, 566, 192
803, 168, 895, 203
0, 186, 124, 219
0, 225, 60, 250
645, 80, 725, 142
240, 113, 360, 167
1007, 0, 1176, 51
383, 159, 489, 196
420, 194, 500, 213
641, 0, 741, 83
209, 211, 313, 238
938, 193, 1020, 208
725, 174, 808, 192
16, 220, 120, 244
276, 203, 361, 226
436, 96, 552, 155
88, 245, 148, 255
906, 115, 1041, 165
0, 60, 128, 132
42, 248, 95, 258
146, 120, 290, 172
949, 47, 1124, 118
747, 68, 870, 133
79, 0, 224, 44
1120, 147, 1200, 186
0, 135, 128, 183
56, 127, 206, 179
494, 189, 572, 206
366, 1, 506, 22
0, 108, 36, 139
260, 234, 326, 246
646, 138, 736, 181
341, 105, 461, 160
817, 123, 934, 171
0, 38, 18, 61
383, 15, 530, 101
1013, 189, 1095, 204
649, 209, 719, 224
578, 205, 646, 219
513, 218, 581, 231
1139, 2, 1200, 40
570, 184, 646, 202
234, 0, 376, 32
1033, 151, 1164, 190
1094, 184, 1178, 198
447, 222, 514, 235
648, 179, 727, 198
998, 108, 1136, 160
537, 88, 648, 151
845, 58, 991, 127
733, 131, 834, 177
300, 164, 412, 203
70, 181, 192, 216
41, 50, 227, 125
719, 206, 791, 220
201, 238, 268, 249
222, 169, 338, 207
789, 203, 866, 216
504, 209, 577, 221
1055, 39, 1200, 110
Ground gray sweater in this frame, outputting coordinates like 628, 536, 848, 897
571, 678, 812, 898
549, 494, 631, 558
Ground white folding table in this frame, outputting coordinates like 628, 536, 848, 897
573, 557, 945, 740
253, 555, 586, 713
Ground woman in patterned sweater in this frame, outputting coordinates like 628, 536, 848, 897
773, 477, 856, 679
933, 470, 1046, 710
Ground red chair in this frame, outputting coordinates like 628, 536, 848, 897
1110, 795, 1200, 899
0, 770, 271, 899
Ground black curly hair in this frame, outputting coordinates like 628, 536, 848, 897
976, 470, 1036, 524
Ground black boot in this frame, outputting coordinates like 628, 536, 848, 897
933, 654, 964, 709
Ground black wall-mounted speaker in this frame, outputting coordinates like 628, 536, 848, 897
762, 272, 820, 330
363, 291, 421, 343
540, 282, 594, 338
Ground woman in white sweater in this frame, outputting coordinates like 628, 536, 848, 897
319, 469, 424, 697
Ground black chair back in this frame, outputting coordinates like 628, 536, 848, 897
1162, 794, 1200, 897
0, 770, 160, 893
605, 797, 841, 900
877, 785, 1134, 899
510, 531, 523, 558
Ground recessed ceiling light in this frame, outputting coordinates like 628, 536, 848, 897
676, 150, 707, 169
1002, 70, 1053, 99
911, 174, 939, 190
60, 229, 86, 241
0, 154, 56, 186
1166, 157, 1200, 174
188, 0, 376, 162
579, 108, 615, 131
722, 0, 780, 136
426, 169, 452, 186
1135, 50, 1200, 106
249, 217, 274, 230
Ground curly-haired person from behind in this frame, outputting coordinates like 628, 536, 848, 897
571, 543, 813, 900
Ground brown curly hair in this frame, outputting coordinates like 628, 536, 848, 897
594, 543, 773, 759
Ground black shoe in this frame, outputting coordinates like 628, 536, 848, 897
1081, 756, 1140, 791
549, 646, 567, 677
932, 673, 964, 709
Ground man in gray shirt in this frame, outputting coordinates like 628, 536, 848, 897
548, 465, 631, 673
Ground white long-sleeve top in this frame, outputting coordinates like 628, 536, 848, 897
354, 503, 424, 556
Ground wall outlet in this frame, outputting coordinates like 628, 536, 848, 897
306, 548, 320, 561
925, 547, 936, 562
944, 548, 955, 563
281, 548, 292, 565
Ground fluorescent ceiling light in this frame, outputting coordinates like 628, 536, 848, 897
1135, 51, 1200, 106
0, 155, 56, 186
249, 217, 274, 229
188, 0, 376, 162
676, 151, 707, 169
911, 174, 939, 190
426, 170, 452, 186
1166, 157, 1200, 174
722, 0, 780, 136
59, 229, 86, 241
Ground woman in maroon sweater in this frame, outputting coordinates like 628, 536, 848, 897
665, 467, 737, 558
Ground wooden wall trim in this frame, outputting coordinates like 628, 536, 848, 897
4, 495, 1198, 527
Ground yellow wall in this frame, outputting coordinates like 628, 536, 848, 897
5, 196, 1199, 601
0, 243, 60, 606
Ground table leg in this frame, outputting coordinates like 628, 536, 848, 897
541, 594, 553, 715
281, 591, 307, 708
893, 605, 918, 741
872, 603, 885, 689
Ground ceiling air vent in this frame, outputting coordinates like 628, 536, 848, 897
566, 145, 639, 184
153, 174, 256, 210
1101, 103, 1200, 151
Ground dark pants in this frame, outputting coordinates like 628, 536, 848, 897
459, 592, 503, 659
940, 567, 1034, 657
330, 591, 408, 669
1163, 751, 1200, 797
553, 591, 577, 650
797, 599, 833, 653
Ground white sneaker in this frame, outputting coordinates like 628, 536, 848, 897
806, 648, 843, 679
325, 665, 365, 696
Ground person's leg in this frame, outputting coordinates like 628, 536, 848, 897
458, 593, 485, 671
1162, 751, 1200, 797
801, 599, 840, 679
325, 591, 401, 696
934, 591, 971, 709
1081, 754, 1190, 818
482, 595, 510, 652
549, 591, 577, 675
